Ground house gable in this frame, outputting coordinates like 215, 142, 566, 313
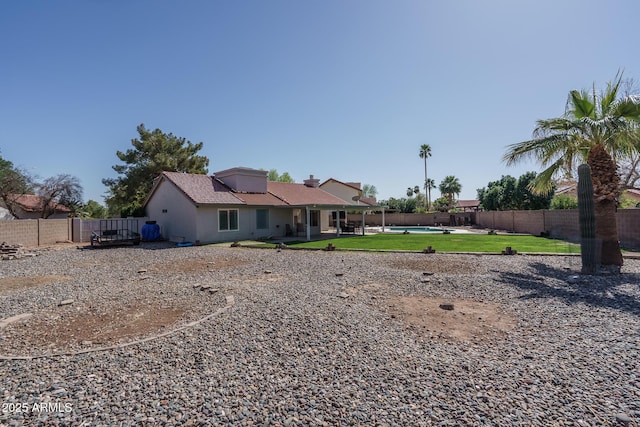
149, 172, 244, 206
319, 178, 369, 205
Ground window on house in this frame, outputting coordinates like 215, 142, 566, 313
256, 209, 269, 229
310, 210, 319, 227
219, 209, 239, 231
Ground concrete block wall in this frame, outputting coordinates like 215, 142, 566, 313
618, 210, 640, 249
0, 218, 71, 247
0, 220, 38, 246
545, 210, 580, 242
38, 219, 72, 245
477, 209, 640, 248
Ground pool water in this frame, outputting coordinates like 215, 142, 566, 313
385, 226, 450, 233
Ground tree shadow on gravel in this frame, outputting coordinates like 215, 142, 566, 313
495, 262, 640, 316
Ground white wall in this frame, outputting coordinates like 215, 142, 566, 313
146, 180, 198, 242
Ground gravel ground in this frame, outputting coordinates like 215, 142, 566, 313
0, 243, 639, 426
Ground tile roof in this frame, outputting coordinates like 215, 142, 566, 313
267, 181, 356, 206
319, 178, 362, 191
160, 172, 244, 205
233, 192, 288, 206
8, 194, 72, 213
150, 172, 376, 208
456, 200, 480, 208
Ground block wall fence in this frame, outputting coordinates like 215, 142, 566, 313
0, 217, 150, 247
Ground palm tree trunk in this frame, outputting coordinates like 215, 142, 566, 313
588, 144, 623, 268
424, 158, 428, 210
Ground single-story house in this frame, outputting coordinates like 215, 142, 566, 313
0, 194, 72, 219
144, 167, 381, 244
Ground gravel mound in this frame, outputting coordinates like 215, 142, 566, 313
1, 243, 639, 426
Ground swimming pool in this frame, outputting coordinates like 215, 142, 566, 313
383, 226, 454, 233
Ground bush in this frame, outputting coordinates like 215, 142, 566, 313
550, 194, 578, 209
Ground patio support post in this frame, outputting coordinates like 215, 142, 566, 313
361, 210, 365, 235
382, 207, 386, 232
336, 211, 341, 237
305, 206, 311, 241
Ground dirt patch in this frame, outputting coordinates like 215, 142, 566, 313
388, 258, 485, 274
0, 275, 71, 294
10, 302, 187, 349
151, 256, 248, 273
386, 296, 515, 341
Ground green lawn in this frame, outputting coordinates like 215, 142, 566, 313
278, 233, 581, 254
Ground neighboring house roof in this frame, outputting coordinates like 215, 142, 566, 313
624, 188, 640, 202
457, 200, 481, 209
320, 178, 362, 192
555, 183, 640, 202
5, 194, 72, 213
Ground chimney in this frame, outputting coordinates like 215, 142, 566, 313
304, 174, 320, 188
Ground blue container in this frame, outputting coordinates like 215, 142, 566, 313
141, 222, 160, 241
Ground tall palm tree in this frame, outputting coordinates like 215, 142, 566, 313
419, 144, 432, 210
424, 178, 436, 211
439, 175, 461, 209
503, 72, 640, 268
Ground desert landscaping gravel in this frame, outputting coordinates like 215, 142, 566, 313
0, 242, 639, 426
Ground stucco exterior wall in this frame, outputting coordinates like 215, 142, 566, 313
191, 207, 296, 244
146, 180, 198, 242
320, 181, 359, 203
215, 168, 267, 193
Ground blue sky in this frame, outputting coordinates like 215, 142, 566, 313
1, 1, 638, 203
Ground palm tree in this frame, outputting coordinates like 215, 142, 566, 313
362, 183, 378, 198
419, 144, 432, 210
424, 178, 436, 211
439, 176, 461, 209
406, 187, 414, 197
503, 72, 640, 268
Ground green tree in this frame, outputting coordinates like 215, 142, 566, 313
79, 199, 109, 218
503, 73, 640, 268
439, 176, 461, 209
432, 196, 450, 212
478, 173, 554, 210
362, 183, 378, 198
515, 172, 555, 210
266, 169, 295, 182
550, 194, 578, 209
419, 144, 432, 210
0, 152, 34, 218
103, 124, 209, 217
